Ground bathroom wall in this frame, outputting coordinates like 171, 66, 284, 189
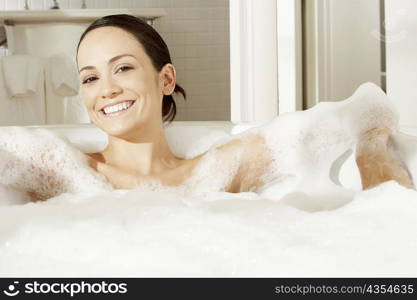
385, 0, 417, 130
304, 0, 381, 107
325, 0, 381, 102
0, 0, 230, 121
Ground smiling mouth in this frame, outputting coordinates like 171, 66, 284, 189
100, 100, 136, 117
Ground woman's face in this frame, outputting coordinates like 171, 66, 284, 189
77, 26, 175, 139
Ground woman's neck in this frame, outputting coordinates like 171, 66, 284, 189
101, 128, 182, 177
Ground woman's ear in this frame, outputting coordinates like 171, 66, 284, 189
159, 64, 176, 96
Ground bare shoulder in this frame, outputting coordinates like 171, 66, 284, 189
218, 132, 266, 152
212, 132, 273, 192
191, 132, 266, 163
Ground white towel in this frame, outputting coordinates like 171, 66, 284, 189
0, 59, 46, 125
27, 57, 42, 94
1, 55, 42, 99
48, 54, 79, 97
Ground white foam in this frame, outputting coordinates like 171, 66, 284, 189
0, 181, 417, 276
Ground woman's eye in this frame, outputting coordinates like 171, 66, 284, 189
82, 76, 98, 85
116, 66, 132, 73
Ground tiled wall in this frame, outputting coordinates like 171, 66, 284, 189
0, 0, 230, 121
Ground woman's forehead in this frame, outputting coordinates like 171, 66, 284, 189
78, 26, 146, 63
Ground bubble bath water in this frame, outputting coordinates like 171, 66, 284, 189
0, 83, 417, 276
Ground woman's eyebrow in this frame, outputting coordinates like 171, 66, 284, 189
78, 54, 137, 73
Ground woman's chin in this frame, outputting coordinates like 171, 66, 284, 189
94, 119, 130, 136
104, 126, 135, 139
100, 120, 148, 141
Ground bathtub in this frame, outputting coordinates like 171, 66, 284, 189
1, 121, 417, 277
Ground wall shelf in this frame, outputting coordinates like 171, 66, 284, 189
0, 8, 166, 26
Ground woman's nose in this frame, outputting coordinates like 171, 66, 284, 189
100, 78, 122, 99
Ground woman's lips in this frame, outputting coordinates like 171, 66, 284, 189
100, 100, 137, 117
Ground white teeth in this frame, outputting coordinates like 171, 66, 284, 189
103, 101, 133, 115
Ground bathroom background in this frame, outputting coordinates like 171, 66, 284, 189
0, 0, 416, 129
0, 0, 230, 122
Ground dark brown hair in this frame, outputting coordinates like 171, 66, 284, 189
77, 14, 186, 123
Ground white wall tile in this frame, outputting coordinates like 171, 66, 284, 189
4, 0, 19, 9
69, 0, 82, 8
117, 0, 133, 8
59, 0, 70, 8
84, 0, 94, 8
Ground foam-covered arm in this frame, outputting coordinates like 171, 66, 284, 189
0, 127, 112, 200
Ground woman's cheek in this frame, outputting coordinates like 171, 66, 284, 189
82, 88, 96, 111
123, 76, 141, 91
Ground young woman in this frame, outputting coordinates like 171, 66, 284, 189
76, 14, 413, 195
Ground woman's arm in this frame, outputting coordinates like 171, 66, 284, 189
215, 132, 274, 193
356, 128, 414, 189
